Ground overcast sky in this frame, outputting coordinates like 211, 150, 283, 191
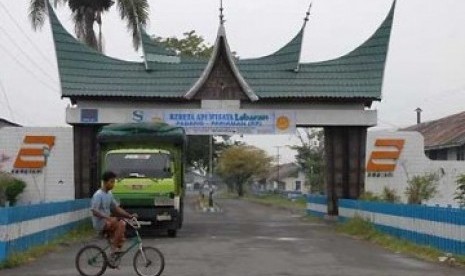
1, 0, 464, 163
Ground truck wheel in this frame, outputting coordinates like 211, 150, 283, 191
167, 229, 177, 238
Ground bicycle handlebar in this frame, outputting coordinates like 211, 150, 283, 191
123, 217, 141, 229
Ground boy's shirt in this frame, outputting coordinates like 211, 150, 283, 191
91, 189, 118, 231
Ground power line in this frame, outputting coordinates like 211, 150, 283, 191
0, 1, 55, 69
0, 25, 56, 83
0, 77, 15, 122
0, 42, 60, 94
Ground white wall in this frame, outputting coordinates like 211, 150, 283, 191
0, 127, 74, 204
365, 130, 465, 207
283, 171, 306, 192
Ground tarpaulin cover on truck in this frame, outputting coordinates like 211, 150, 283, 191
97, 122, 186, 144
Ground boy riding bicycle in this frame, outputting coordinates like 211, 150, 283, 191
91, 171, 137, 253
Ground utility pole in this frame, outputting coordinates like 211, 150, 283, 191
209, 135, 213, 180
275, 146, 282, 189
209, 135, 214, 208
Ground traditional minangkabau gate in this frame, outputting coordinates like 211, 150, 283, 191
46, 1, 396, 215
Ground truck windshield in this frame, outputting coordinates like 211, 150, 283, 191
105, 152, 172, 178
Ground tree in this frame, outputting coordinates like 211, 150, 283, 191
153, 30, 213, 58
404, 173, 439, 204
290, 128, 325, 194
186, 135, 242, 176
216, 145, 272, 197
29, 0, 149, 52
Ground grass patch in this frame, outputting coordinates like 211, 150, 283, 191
0, 220, 94, 269
215, 191, 240, 199
244, 193, 307, 212
337, 216, 465, 265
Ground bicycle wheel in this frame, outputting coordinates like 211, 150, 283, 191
133, 246, 165, 276
75, 245, 108, 276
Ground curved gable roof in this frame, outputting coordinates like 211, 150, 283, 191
183, 24, 258, 101
47, 0, 396, 102
239, 1, 396, 100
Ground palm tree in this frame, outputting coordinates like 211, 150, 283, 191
29, 0, 149, 52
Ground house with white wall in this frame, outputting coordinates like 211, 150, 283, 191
402, 111, 465, 161
263, 163, 307, 193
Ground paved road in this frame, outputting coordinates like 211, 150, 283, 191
2, 195, 465, 276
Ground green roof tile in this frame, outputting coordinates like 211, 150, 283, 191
47, 0, 395, 101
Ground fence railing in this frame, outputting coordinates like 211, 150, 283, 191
0, 199, 91, 262
307, 194, 327, 218
306, 194, 465, 255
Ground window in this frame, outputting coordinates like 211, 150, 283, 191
457, 146, 465, 161
105, 152, 172, 178
295, 181, 301, 191
428, 149, 448, 160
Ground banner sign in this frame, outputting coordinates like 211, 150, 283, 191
131, 109, 295, 135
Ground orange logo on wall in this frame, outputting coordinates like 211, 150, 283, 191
276, 116, 290, 130
366, 139, 405, 172
13, 136, 55, 169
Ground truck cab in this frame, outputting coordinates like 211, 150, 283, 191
97, 123, 186, 237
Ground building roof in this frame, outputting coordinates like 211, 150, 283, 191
0, 118, 21, 127
268, 163, 301, 182
402, 111, 465, 150
47, 0, 395, 102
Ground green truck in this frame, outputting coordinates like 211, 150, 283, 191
97, 122, 187, 237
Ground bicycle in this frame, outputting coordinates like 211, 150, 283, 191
75, 217, 165, 276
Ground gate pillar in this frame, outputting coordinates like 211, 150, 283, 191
73, 125, 100, 199
324, 126, 367, 215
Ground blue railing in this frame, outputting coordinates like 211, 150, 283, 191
307, 194, 327, 218
0, 199, 91, 262
306, 195, 465, 255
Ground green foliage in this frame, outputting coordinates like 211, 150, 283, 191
216, 145, 272, 197
359, 188, 400, 203
5, 179, 26, 206
186, 135, 241, 175
337, 216, 457, 264
337, 216, 377, 238
405, 173, 439, 204
154, 30, 213, 58
358, 191, 382, 202
29, 0, 150, 51
0, 173, 26, 206
0, 173, 10, 205
246, 193, 307, 211
381, 187, 401, 203
186, 135, 212, 173
290, 128, 325, 194
454, 174, 465, 208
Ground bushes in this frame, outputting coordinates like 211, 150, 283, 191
0, 172, 26, 206
5, 178, 26, 206
405, 173, 439, 204
359, 191, 382, 202
381, 187, 401, 203
359, 187, 400, 203
360, 172, 439, 205
454, 174, 465, 208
